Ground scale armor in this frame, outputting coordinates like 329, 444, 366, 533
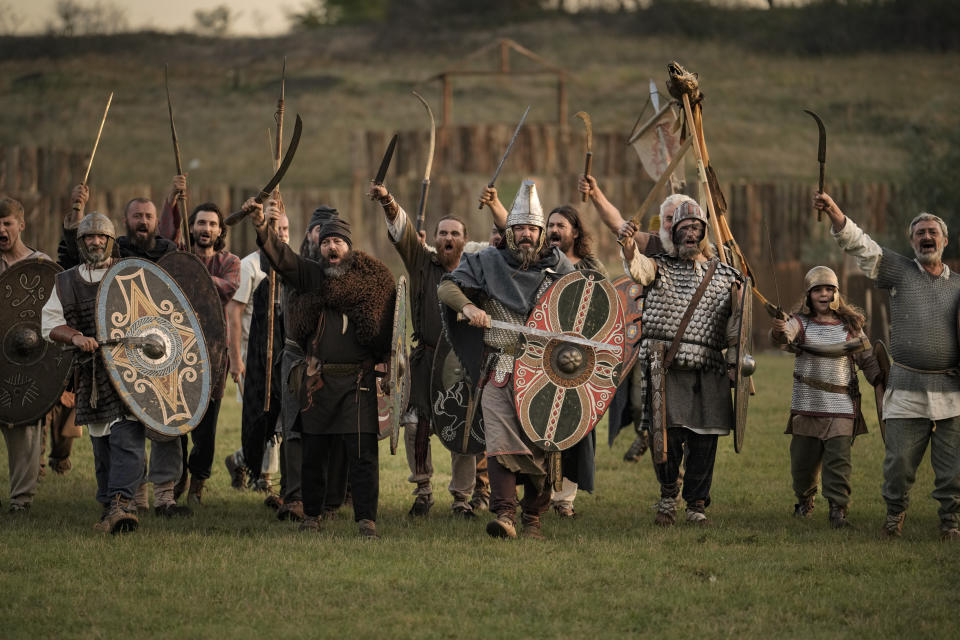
791, 317, 854, 416
639, 257, 740, 374
483, 278, 552, 384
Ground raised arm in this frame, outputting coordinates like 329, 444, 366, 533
815, 191, 882, 280
157, 174, 187, 245
478, 186, 508, 230
370, 182, 428, 270
619, 223, 657, 286
580, 175, 654, 255
245, 198, 324, 291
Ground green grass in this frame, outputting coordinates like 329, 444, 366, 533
1, 352, 958, 639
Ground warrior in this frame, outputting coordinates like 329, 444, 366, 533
620, 199, 743, 526
64, 184, 185, 517
816, 191, 960, 540
42, 212, 145, 533
771, 266, 883, 528
543, 204, 607, 518
439, 180, 575, 539
158, 175, 241, 505
369, 182, 490, 518
223, 204, 289, 494
0, 197, 52, 512
241, 199, 395, 538
580, 175, 695, 459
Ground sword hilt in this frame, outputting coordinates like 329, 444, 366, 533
582, 152, 593, 203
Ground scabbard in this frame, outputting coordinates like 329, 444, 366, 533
648, 341, 668, 465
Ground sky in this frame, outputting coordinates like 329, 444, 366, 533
10, 0, 293, 36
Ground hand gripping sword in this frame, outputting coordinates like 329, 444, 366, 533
458, 313, 621, 354
164, 65, 191, 252
478, 105, 531, 209
804, 109, 827, 222
264, 58, 286, 413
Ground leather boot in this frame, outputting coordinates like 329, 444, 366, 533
882, 511, 905, 538
485, 512, 517, 539
187, 476, 205, 506
521, 513, 544, 540
103, 494, 139, 534
828, 502, 850, 529
794, 496, 815, 519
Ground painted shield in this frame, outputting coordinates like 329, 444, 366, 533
733, 277, 754, 453
612, 274, 644, 377
513, 270, 625, 452
96, 258, 211, 439
388, 276, 410, 455
430, 335, 484, 455
873, 339, 890, 442
157, 251, 227, 397
0, 258, 74, 427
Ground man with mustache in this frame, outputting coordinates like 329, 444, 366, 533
240, 199, 395, 538
42, 212, 147, 532
0, 197, 52, 512
541, 204, 607, 519
816, 191, 960, 541
620, 200, 743, 527
579, 177, 701, 460
369, 183, 491, 518
63, 185, 187, 517
158, 176, 241, 506
224, 203, 289, 498
439, 180, 574, 539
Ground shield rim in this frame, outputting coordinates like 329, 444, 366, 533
873, 339, 890, 442
733, 276, 753, 453
389, 275, 410, 455
514, 270, 625, 452
0, 258, 75, 427
95, 258, 212, 437
429, 335, 485, 455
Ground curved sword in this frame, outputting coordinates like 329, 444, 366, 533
804, 109, 827, 221
478, 105, 531, 209
225, 114, 303, 226
575, 111, 593, 203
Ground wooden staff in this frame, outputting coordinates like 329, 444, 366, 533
264, 58, 285, 413
75, 92, 113, 215
164, 65, 191, 252
680, 92, 727, 265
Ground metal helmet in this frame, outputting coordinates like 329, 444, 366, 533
802, 265, 840, 312
76, 212, 116, 267
671, 199, 708, 243
505, 179, 547, 255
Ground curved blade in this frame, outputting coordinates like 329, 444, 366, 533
412, 91, 436, 180
225, 114, 302, 226
374, 134, 398, 185
803, 109, 826, 163
574, 110, 593, 151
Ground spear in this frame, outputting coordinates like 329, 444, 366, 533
264, 57, 285, 413
74, 92, 113, 215
164, 65, 191, 252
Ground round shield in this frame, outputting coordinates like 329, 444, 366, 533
388, 276, 410, 455
733, 276, 754, 453
0, 258, 75, 427
514, 270, 625, 452
96, 258, 211, 439
611, 274, 643, 378
430, 336, 484, 455
157, 251, 227, 397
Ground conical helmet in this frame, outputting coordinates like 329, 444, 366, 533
505, 180, 545, 230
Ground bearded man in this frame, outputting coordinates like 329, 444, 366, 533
621, 200, 743, 527
42, 213, 145, 533
369, 183, 490, 518
0, 197, 52, 512
439, 180, 574, 539
158, 176, 241, 505
241, 199, 395, 538
816, 191, 960, 541
63, 185, 187, 517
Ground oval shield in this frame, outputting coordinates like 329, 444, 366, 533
96, 258, 211, 439
430, 335, 485, 455
514, 270, 625, 452
0, 258, 75, 427
388, 276, 410, 455
156, 251, 227, 398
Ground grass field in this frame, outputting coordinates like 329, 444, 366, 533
1, 352, 958, 639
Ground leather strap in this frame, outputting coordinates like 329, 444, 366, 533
663, 260, 717, 369
49, 325, 81, 345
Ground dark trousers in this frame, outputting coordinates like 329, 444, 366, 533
653, 428, 718, 507
90, 419, 145, 503
279, 430, 303, 503
302, 432, 376, 522
179, 398, 222, 481
488, 457, 550, 520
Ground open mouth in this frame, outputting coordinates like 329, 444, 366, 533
442, 242, 454, 252
549, 233, 561, 245
920, 240, 937, 252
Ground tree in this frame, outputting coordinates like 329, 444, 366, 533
194, 5, 234, 37
47, 0, 129, 36
288, 0, 388, 28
